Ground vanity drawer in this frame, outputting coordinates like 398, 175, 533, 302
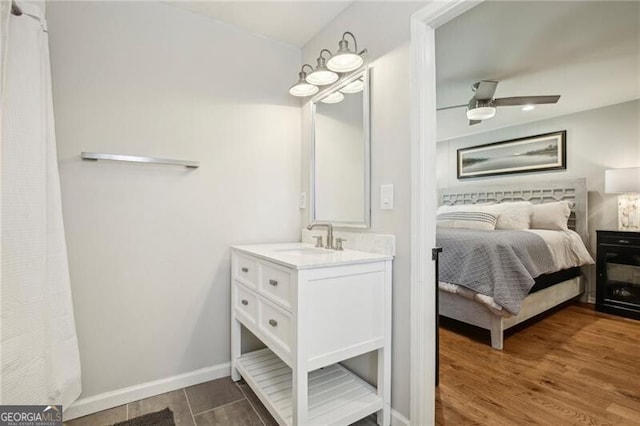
233, 283, 257, 325
260, 262, 293, 310
259, 299, 292, 354
234, 253, 258, 289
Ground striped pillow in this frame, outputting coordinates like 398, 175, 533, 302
436, 211, 499, 230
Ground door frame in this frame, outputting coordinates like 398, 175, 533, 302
409, 1, 484, 424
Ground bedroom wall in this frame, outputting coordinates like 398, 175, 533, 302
47, 1, 301, 400
301, 1, 426, 419
436, 99, 640, 300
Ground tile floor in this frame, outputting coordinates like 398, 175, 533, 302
65, 377, 377, 426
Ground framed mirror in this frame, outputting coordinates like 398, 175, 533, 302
310, 67, 370, 228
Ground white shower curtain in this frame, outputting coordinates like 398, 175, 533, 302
1, 1, 81, 408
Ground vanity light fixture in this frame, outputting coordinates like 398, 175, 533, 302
327, 32, 366, 73
288, 32, 367, 97
306, 49, 339, 86
289, 64, 319, 97
321, 91, 344, 104
340, 78, 364, 94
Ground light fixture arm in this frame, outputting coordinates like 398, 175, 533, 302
319, 49, 333, 60
342, 32, 358, 53
301, 64, 314, 74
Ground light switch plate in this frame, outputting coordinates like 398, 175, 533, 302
299, 192, 306, 209
380, 184, 394, 210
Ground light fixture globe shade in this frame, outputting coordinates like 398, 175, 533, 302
340, 79, 364, 94
466, 106, 496, 120
327, 52, 363, 73
321, 92, 344, 104
306, 68, 339, 86
289, 80, 319, 97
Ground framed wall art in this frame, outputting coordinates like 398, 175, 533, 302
457, 130, 566, 179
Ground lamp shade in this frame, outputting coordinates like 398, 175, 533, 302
306, 54, 339, 86
289, 72, 319, 97
289, 65, 319, 97
340, 78, 364, 94
306, 68, 338, 86
321, 92, 344, 104
327, 52, 363, 73
327, 33, 364, 73
605, 167, 640, 193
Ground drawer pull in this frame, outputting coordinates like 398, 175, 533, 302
241, 267, 249, 273
268, 319, 278, 327
241, 299, 248, 306
269, 279, 278, 287
618, 240, 630, 244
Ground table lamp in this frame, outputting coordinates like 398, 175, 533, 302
605, 167, 640, 231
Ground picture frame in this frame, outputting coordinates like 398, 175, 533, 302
457, 130, 566, 179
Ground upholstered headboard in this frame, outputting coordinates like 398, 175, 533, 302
439, 178, 588, 245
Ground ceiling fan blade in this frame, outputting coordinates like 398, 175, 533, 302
469, 120, 481, 126
437, 103, 468, 111
493, 95, 560, 107
473, 80, 498, 100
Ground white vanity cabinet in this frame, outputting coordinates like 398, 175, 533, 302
230, 244, 393, 426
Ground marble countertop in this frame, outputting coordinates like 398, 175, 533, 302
232, 242, 393, 270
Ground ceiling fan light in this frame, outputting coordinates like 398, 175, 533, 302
522, 104, 536, 111
321, 91, 344, 104
340, 78, 364, 94
466, 106, 496, 120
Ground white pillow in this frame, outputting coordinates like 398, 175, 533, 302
531, 201, 571, 231
438, 201, 532, 230
436, 202, 494, 215
485, 201, 533, 230
436, 211, 499, 230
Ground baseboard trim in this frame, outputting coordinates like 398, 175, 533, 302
391, 408, 411, 426
63, 362, 230, 421
64, 362, 410, 425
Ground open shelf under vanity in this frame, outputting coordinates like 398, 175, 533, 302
237, 348, 382, 426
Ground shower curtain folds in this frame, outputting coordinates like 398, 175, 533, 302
1, 1, 81, 409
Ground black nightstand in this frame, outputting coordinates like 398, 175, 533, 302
596, 230, 640, 320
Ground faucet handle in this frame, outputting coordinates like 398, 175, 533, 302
335, 237, 346, 251
312, 235, 323, 248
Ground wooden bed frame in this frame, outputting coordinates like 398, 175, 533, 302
438, 178, 588, 350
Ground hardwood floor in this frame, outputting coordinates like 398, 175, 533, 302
436, 303, 640, 425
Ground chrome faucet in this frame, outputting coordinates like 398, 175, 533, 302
307, 223, 334, 250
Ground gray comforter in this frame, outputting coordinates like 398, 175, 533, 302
437, 228, 555, 314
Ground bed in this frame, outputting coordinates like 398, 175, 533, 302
437, 178, 594, 350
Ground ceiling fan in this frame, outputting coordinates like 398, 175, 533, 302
437, 80, 561, 126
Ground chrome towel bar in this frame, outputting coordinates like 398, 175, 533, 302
81, 152, 199, 169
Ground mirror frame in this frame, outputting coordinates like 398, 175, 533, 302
309, 66, 371, 228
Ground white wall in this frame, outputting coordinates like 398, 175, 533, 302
301, 2, 426, 418
47, 2, 301, 398
437, 99, 640, 299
